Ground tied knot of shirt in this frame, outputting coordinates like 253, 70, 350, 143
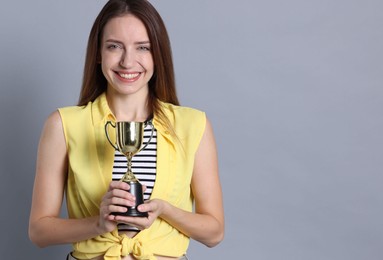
104, 234, 156, 260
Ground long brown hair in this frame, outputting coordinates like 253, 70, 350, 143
78, 0, 179, 130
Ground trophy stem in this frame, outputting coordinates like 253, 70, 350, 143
120, 155, 138, 183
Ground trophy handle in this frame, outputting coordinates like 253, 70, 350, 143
105, 121, 118, 150
140, 120, 155, 151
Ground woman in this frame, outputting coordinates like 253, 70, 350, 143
29, 0, 224, 259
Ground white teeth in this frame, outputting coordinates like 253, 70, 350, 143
119, 73, 140, 79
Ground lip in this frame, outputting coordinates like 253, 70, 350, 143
114, 71, 142, 83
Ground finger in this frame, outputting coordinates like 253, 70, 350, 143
110, 197, 136, 207
137, 200, 156, 213
107, 204, 128, 215
137, 203, 150, 213
110, 188, 136, 201
108, 181, 130, 191
115, 215, 150, 229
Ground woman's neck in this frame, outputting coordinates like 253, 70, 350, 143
106, 91, 150, 122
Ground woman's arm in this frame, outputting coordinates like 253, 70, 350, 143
161, 118, 224, 247
28, 111, 112, 247
120, 118, 225, 247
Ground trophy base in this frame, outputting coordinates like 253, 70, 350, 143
111, 181, 148, 218
113, 208, 148, 218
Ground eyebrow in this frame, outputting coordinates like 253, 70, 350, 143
105, 39, 150, 45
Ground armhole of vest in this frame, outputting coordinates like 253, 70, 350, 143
57, 108, 69, 151
199, 112, 207, 143
195, 111, 207, 149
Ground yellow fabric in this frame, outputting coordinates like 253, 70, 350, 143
58, 93, 206, 260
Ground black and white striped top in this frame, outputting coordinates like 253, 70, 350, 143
112, 123, 157, 232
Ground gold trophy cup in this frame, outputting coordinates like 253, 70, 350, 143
105, 120, 153, 217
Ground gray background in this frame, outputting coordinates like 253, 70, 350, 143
0, 0, 382, 259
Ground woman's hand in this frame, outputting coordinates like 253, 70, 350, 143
114, 199, 166, 230
98, 181, 137, 233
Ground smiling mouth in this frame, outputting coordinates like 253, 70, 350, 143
117, 72, 141, 79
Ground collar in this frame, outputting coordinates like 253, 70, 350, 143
91, 92, 115, 126
90, 93, 175, 145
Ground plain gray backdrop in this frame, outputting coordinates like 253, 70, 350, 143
1, 0, 382, 259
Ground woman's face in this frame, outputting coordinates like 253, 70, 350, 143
100, 14, 154, 98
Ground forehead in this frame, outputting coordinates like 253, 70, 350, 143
102, 14, 149, 41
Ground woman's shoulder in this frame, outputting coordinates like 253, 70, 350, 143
43, 110, 64, 132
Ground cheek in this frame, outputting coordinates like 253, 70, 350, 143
101, 50, 119, 65
100, 55, 117, 76
100, 61, 109, 79
143, 56, 154, 72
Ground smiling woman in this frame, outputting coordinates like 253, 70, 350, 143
28, 0, 224, 260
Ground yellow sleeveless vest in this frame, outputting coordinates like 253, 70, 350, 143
58, 93, 206, 260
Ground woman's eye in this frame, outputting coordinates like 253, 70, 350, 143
138, 46, 151, 51
107, 44, 122, 49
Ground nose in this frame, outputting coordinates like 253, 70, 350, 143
119, 49, 134, 68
